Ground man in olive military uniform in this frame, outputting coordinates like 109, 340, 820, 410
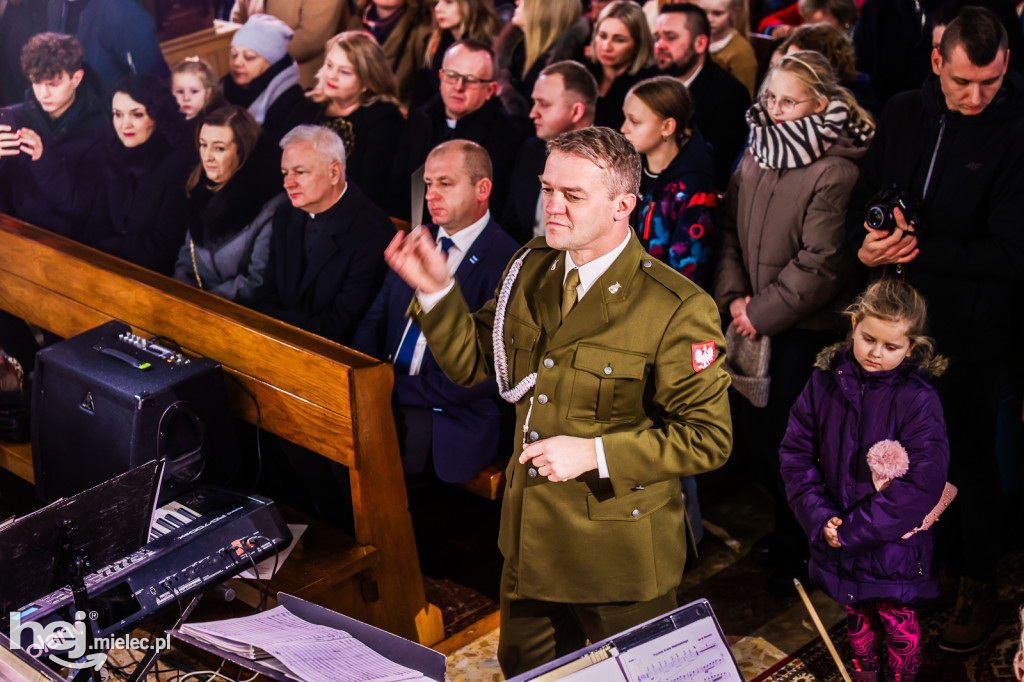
385, 127, 732, 677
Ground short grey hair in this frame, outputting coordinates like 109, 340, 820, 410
280, 124, 346, 168
546, 127, 641, 198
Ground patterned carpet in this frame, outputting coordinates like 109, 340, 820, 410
753, 553, 1024, 681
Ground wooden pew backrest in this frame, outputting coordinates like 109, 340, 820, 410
0, 214, 443, 646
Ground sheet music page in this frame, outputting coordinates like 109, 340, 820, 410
617, 616, 743, 682
183, 606, 341, 646
263, 636, 425, 682
179, 607, 425, 681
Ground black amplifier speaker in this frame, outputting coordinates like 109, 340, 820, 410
31, 321, 236, 504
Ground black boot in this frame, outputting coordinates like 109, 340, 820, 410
938, 576, 996, 654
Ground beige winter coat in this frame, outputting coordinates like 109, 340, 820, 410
713, 134, 865, 337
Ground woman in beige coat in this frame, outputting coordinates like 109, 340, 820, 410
713, 50, 875, 595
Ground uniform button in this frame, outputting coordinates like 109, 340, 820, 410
537, 394, 548, 404
509, 336, 514, 344
528, 467, 538, 478
631, 509, 640, 517
543, 358, 554, 369
529, 431, 539, 442
603, 366, 612, 375
643, 260, 652, 268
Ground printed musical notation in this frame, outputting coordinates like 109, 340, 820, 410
617, 617, 742, 682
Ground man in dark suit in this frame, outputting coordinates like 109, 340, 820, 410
394, 39, 527, 222
502, 60, 597, 245
654, 3, 750, 190
252, 124, 393, 345
354, 140, 519, 482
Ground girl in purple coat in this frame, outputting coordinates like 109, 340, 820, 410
779, 280, 950, 682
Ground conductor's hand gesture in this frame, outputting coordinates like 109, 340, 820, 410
385, 225, 454, 294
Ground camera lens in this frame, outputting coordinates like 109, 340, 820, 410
866, 207, 886, 230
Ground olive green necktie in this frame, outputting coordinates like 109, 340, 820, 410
561, 268, 580, 322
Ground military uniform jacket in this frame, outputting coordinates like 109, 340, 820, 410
415, 233, 732, 604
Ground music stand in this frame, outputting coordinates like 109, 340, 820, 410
0, 461, 163, 680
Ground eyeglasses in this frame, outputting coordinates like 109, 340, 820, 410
439, 69, 493, 88
759, 92, 815, 114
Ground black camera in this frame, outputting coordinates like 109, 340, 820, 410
864, 186, 919, 233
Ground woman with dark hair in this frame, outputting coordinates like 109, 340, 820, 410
309, 31, 405, 210
173, 105, 287, 301
222, 14, 319, 142
89, 73, 196, 275
587, 1, 656, 130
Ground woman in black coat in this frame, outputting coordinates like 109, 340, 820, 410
309, 31, 405, 213
89, 73, 196, 275
586, 1, 657, 130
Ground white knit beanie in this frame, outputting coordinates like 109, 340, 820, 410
232, 14, 294, 65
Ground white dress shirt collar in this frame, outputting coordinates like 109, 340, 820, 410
563, 229, 632, 299
438, 210, 490, 273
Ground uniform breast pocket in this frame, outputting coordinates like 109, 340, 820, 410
568, 344, 648, 423
504, 315, 540, 385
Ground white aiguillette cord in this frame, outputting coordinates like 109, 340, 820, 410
491, 249, 538, 447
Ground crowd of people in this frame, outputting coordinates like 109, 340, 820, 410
1, 0, 1024, 679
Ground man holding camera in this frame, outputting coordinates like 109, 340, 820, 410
846, 6, 1024, 655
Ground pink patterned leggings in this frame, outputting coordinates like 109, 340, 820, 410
846, 601, 921, 676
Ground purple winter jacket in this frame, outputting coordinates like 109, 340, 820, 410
779, 345, 949, 605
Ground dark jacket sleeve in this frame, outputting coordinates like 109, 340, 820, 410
350, 271, 391, 358
393, 370, 498, 406
779, 373, 843, 543
260, 214, 391, 343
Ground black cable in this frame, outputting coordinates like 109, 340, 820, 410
245, 534, 279, 613
222, 373, 263, 495
164, 580, 185, 622
242, 551, 265, 613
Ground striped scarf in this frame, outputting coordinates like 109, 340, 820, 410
746, 98, 874, 170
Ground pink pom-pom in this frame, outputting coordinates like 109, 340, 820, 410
866, 440, 910, 480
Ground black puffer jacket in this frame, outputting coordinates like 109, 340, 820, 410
0, 74, 109, 238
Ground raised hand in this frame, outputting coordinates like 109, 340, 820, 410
384, 225, 454, 294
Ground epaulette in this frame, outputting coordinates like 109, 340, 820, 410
638, 255, 706, 302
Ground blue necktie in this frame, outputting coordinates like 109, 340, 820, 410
394, 237, 455, 374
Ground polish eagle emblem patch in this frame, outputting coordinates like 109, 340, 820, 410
692, 341, 716, 372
